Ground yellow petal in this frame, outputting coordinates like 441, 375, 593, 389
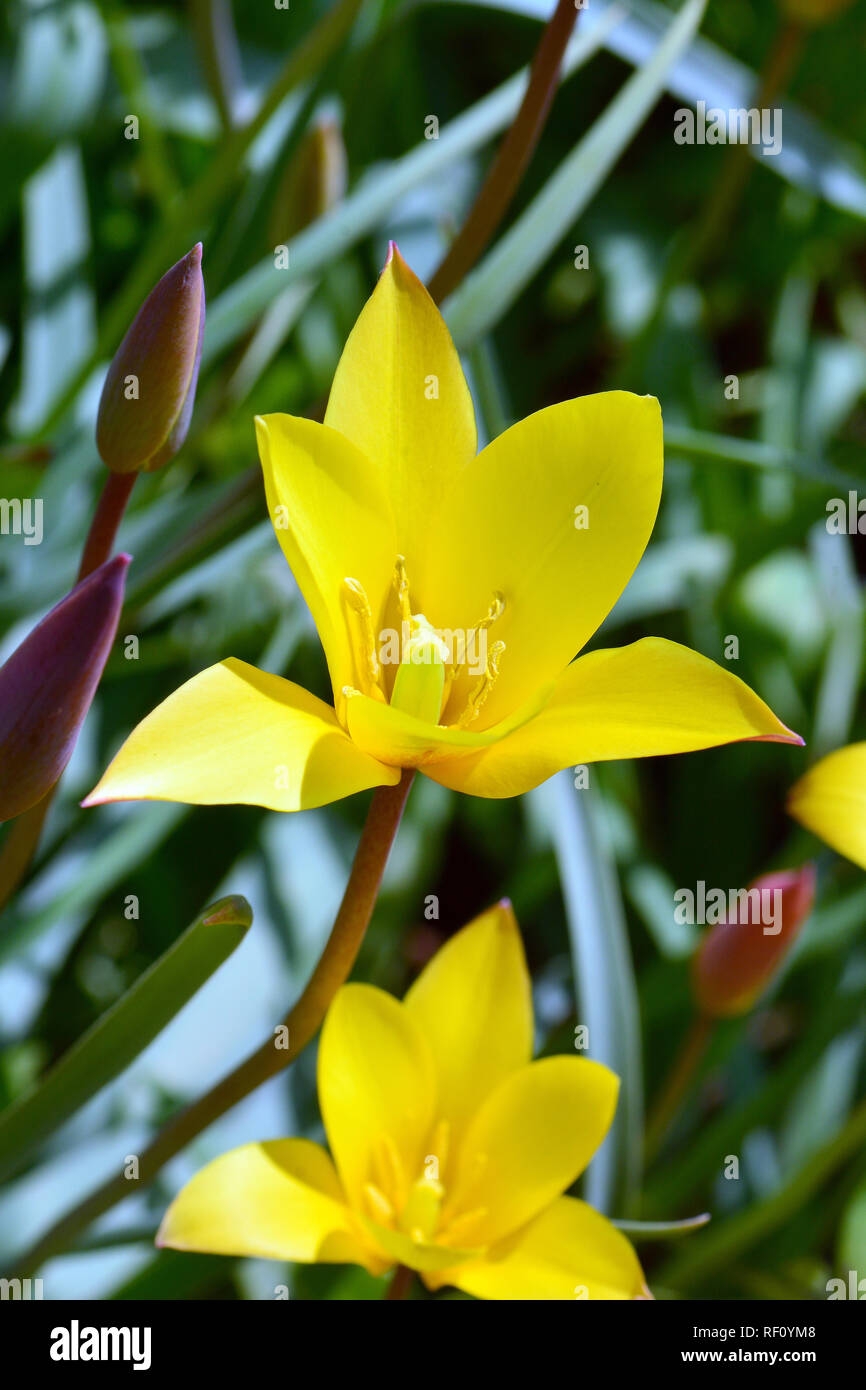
362, 1219, 477, 1274
324, 244, 476, 577
788, 742, 866, 869
255, 413, 396, 714
416, 392, 663, 727
318, 984, 437, 1213
156, 1139, 383, 1271
83, 658, 399, 811
403, 902, 532, 1140
446, 1056, 619, 1247
344, 689, 510, 767
431, 1196, 645, 1300
343, 680, 551, 769
427, 637, 802, 798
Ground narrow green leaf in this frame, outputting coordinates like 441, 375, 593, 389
659, 1099, 866, 1290
665, 425, 863, 490
444, 0, 707, 347
465, 0, 866, 218
613, 1213, 711, 1240
0, 895, 252, 1181
532, 773, 643, 1214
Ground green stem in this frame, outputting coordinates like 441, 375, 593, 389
0, 471, 137, 917
104, 1, 181, 209
7, 770, 415, 1277
644, 1014, 713, 1163
427, 0, 579, 305
189, 0, 244, 132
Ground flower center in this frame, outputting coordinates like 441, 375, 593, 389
340, 557, 506, 729
360, 1122, 488, 1250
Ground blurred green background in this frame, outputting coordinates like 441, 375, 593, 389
1, 0, 866, 1300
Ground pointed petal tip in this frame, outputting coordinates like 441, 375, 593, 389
751, 723, 805, 747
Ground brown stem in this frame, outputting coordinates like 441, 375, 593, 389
77, 472, 137, 581
384, 1264, 415, 1300
8, 770, 415, 1277
427, 0, 579, 305
644, 1014, 713, 1163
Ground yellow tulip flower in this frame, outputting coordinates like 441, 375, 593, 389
787, 742, 866, 870
84, 246, 799, 814
157, 901, 646, 1299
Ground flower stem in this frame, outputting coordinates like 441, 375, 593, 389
77, 472, 138, 582
384, 1264, 415, 1300
644, 1014, 713, 1163
0, 471, 137, 917
7, 770, 415, 1277
427, 0, 579, 305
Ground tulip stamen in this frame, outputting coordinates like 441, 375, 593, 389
341, 577, 384, 701
442, 590, 505, 707
372, 1133, 408, 1211
362, 1182, 395, 1227
393, 554, 412, 627
455, 640, 506, 728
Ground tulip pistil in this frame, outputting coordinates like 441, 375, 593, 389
340, 559, 507, 730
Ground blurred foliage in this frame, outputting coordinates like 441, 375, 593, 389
1, 0, 866, 1300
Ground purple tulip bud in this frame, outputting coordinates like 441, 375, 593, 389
96, 245, 205, 474
0, 555, 130, 822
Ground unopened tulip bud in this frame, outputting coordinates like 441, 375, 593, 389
691, 866, 816, 1018
97, 245, 205, 474
0, 555, 130, 821
268, 118, 348, 245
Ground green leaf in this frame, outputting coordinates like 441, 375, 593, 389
0, 804, 188, 965
838, 1179, 866, 1276
202, 13, 616, 361
465, 0, 866, 218
444, 0, 707, 347
531, 773, 643, 1214
664, 426, 864, 490
0, 895, 252, 1181
613, 1213, 711, 1240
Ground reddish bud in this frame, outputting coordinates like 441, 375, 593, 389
691, 866, 817, 1018
0, 555, 130, 821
